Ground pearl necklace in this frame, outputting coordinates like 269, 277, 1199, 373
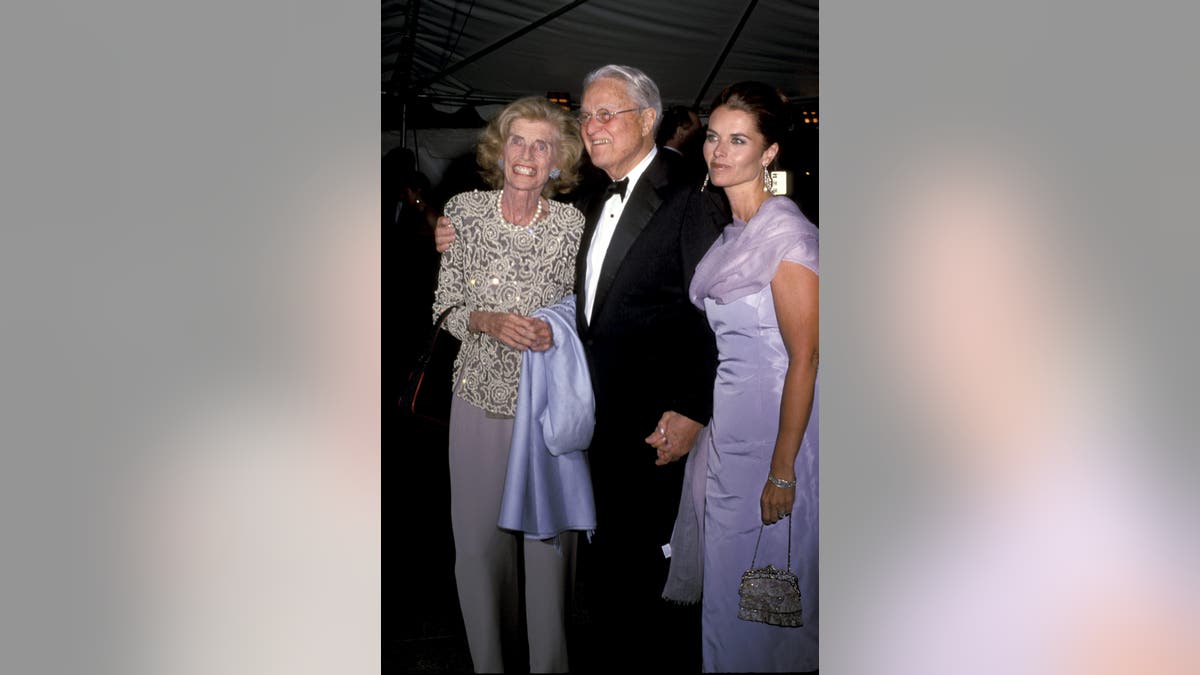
496, 190, 543, 227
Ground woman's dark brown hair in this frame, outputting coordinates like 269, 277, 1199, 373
710, 81, 791, 162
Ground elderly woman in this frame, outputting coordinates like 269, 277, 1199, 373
431, 96, 586, 673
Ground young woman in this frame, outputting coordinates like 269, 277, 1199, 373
657, 81, 819, 672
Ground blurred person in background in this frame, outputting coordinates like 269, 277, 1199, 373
394, 169, 438, 230
382, 146, 416, 229
431, 96, 586, 673
656, 104, 706, 184
394, 170, 442, 382
659, 81, 819, 672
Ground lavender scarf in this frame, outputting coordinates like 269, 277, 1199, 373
689, 196, 818, 309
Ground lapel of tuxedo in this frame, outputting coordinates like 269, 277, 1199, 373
590, 155, 670, 323
575, 189, 609, 333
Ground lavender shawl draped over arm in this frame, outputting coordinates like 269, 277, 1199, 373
498, 295, 597, 548
663, 197, 818, 603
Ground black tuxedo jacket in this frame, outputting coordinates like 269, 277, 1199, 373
573, 152, 729, 550
659, 146, 707, 187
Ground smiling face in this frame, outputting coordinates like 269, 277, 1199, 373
502, 118, 559, 194
579, 77, 656, 179
703, 105, 779, 190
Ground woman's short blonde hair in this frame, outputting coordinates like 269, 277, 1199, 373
476, 96, 583, 197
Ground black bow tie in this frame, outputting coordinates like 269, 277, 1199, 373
604, 178, 629, 201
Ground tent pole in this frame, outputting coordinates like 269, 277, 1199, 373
390, 0, 421, 94
692, 0, 759, 109
389, 0, 419, 145
412, 0, 592, 93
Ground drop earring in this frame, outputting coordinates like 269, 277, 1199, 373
701, 172, 709, 192
498, 158, 505, 169
762, 165, 774, 193
549, 167, 562, 179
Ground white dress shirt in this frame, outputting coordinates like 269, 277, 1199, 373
583, 147, 658, 322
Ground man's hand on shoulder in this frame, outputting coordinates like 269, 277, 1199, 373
435, 216, 456, 253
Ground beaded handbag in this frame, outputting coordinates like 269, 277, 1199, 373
737, 521, 803, 627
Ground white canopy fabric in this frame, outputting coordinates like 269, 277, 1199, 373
384, 0, 818, 109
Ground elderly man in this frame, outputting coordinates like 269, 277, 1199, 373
436, 64, 726, 670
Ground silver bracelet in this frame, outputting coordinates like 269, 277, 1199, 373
768, 475, 796, 489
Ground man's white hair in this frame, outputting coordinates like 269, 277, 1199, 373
583, 64, 663, 133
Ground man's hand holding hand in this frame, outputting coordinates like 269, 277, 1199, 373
646, 411, 704, 466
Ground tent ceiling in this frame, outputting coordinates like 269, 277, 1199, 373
384, 0, 818, 108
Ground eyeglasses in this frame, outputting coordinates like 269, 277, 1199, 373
576, 107, 641, 125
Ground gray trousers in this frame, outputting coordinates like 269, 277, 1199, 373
448, 393, 575, 673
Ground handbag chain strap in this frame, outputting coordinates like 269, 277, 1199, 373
414, 306, 457, 368
748, 518, 792, 572
432, 305, 456, 332
402, 307, 459, 405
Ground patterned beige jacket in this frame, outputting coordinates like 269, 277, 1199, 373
433, 190, 584, 416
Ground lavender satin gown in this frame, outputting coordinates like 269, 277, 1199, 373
690, 197, 819, 672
